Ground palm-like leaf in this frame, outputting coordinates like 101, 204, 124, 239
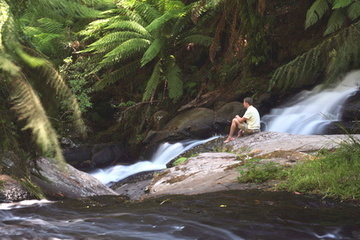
101, 38, 150, 65
11, 76, 65, 164
141, 38, 164, 66
166, 63, 183, 100
94, 60, 141, 91
0, 0, 87, 167
143, 60, 162, 101
305, 0, 330, 29
82, 0, 212, 102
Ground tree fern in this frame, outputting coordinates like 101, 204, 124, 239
333, 0, 353, 9
143, 60, 162, 101
348, 1, 360, 20
269, 22, 360, 90
305, 0, 330, 29
141, 38, 164, 66
93, 60, 141, 91
11, 76, 65, 165
100, 38, 151, 65
106, 20, 151, 36
324, 9, 346, 35
0, 0, 87, 167
82, 0, 211, 102
166, 60, 183, 101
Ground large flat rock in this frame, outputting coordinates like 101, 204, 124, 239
142, 132, 360, 199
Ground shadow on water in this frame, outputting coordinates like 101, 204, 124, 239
1, 190, 359, 239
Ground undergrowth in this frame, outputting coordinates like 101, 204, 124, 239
237, 159, 287, 183
237, 135, 360, 201
279, 135, 360, 201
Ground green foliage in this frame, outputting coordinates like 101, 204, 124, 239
197, 0, 271, 69
60, 57, 93, 113
280, 137, 360, 200
269, 22, 360, 91
19, 0, 106, 63
0, 0, 86, 167
306, 0, 360, 35
237, 159, 288, 183
173, 157, 188, 166
80, 0, 212, 102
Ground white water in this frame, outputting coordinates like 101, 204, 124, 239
91, 136, 219, 185
262, 71, 360, 134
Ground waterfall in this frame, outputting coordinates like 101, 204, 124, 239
90, 136, 219, 185
262, 71, 360, 135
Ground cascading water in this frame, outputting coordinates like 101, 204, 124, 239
90, 136, 219, 185
262, 71, 360, 135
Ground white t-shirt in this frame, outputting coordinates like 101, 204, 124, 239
243, 105, 260, 129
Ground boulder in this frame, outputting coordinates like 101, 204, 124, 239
141, 132, 360, 199
0, 175, 34, 203
31, 158, 118, 200
143, 107, 215, 144
63, 142, 128, 171
342, 91, 360, 122
214, 101, 245, 132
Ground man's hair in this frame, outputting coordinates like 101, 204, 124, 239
244, 97, 253, 105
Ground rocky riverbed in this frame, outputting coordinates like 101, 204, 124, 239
1, 132, 359, 202
113, 132, 360, 200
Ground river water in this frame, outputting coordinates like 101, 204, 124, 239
2, 72, 360, 239
262, 71, 360, 134
1, 190, 359, 239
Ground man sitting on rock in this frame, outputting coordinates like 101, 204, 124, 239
224, 97, 261, 143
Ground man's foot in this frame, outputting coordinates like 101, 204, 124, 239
224, 137, 235, 143
237, 130, 244, 138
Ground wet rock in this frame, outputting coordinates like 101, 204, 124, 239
31, 158, 118, 200
143, 108, 215, 144
63, 142, 128, 171
140, 132, 360, 199
0, 175, 35, 203
214, 101, 245, 132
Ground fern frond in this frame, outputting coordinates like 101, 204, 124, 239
100, 38, 150, 65
132, 1, 161, 24
141, 38, 163, 67
19, 47, 87, 137
0, 54, 20, 75
82, 31, 146, 53
11, 76, 65, 164
182, 35, 213, 47
37, 18, 63, 33
146, 10, 183, 33
348, 1, 360, 20
33, 33, 62, 47
94, 60, 141, 91
105, 20, 151, 37
305, 0, 330, 29
143, 60, 162, 101
38, 0, 101, 19
324, 9, 346, 35
270, 21, 360, 90
333, 0, 353, 9
166, 63, 183, 101
78, 19, 110, 40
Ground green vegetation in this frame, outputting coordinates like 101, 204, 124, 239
237, 159, 287, 183
237, 136, 360, 201
280, 137, 360, 201
0, 0, 359, 199
173, 157, 189, 166
270, 0, 360, 90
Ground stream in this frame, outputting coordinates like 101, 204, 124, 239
1, 190, 359, 239
2, 72, 360, 239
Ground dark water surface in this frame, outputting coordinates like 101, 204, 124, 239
1, 190, 359, 240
